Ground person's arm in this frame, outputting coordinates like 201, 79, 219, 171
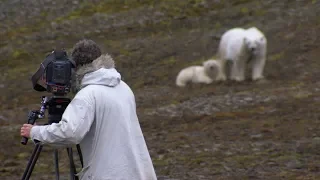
30, 96, 95, 146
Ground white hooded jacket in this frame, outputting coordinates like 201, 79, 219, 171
30, 54, 157, 180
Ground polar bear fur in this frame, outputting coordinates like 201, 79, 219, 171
217, 27, 267, 81
175, 59, 222, 87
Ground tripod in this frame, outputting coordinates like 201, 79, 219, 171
20, 96, 83, 180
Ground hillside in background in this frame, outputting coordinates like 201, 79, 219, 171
0, 0, 320, 179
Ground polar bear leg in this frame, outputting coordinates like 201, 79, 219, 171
176, 75, 187, 87
176, 80, 187, 87
199, 75, 214, 84
237, 59, 246, 81
216, 60, 227, 81
230, 58, 245, 81
229, 60, 238, 81
216, 71, 227, 81
251, 57, 266, 80
176, 68, 193, 87
194, 69, 213, 84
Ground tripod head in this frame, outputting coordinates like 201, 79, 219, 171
20, 95, 71, 145
20, 95, 81, 180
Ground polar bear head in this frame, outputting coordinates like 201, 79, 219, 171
203, 59, 221, 79
243, 36, 266, 55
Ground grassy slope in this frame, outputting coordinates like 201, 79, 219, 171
0, 0, 320, 179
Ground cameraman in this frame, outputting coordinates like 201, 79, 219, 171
20, 39, 157, 180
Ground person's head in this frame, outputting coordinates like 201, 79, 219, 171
71, 39, 102, 67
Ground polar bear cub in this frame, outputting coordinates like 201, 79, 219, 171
175, 59, 222, 87
217, 27, 267, 81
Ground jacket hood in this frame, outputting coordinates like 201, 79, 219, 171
74, 54, 121, 90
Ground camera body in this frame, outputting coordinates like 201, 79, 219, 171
45, 55, 73, 95
31, 49, 76, 96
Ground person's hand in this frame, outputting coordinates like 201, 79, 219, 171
20, 124, 34, 138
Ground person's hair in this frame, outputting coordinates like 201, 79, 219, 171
71, 39, 102, 66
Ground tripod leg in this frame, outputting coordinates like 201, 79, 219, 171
54, 149, 59, 180
67, 147, 79, 180
76, 144, 83, 168
21, 143, 40, 179
21, 143, 43, 180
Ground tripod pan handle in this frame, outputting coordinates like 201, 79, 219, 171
21, 136, 29, 145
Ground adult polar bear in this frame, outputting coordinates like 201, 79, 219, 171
217, 27, 267, 81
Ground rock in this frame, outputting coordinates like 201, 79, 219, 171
50, 22, 58, 29
0, 115, 8, 121
244, 97, 253, 102
158, 154, 165, 160
250, 134, 263, 139
312, 137, 320, 144
224, 151, 233, 156
286, 160, 303, 169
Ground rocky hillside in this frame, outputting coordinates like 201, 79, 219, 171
0, 0, 320, 179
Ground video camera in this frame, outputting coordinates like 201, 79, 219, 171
21, 49, 76, 144
31, 49, 76, 96
20, 49, 82, 180
21, 49, 76, 145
